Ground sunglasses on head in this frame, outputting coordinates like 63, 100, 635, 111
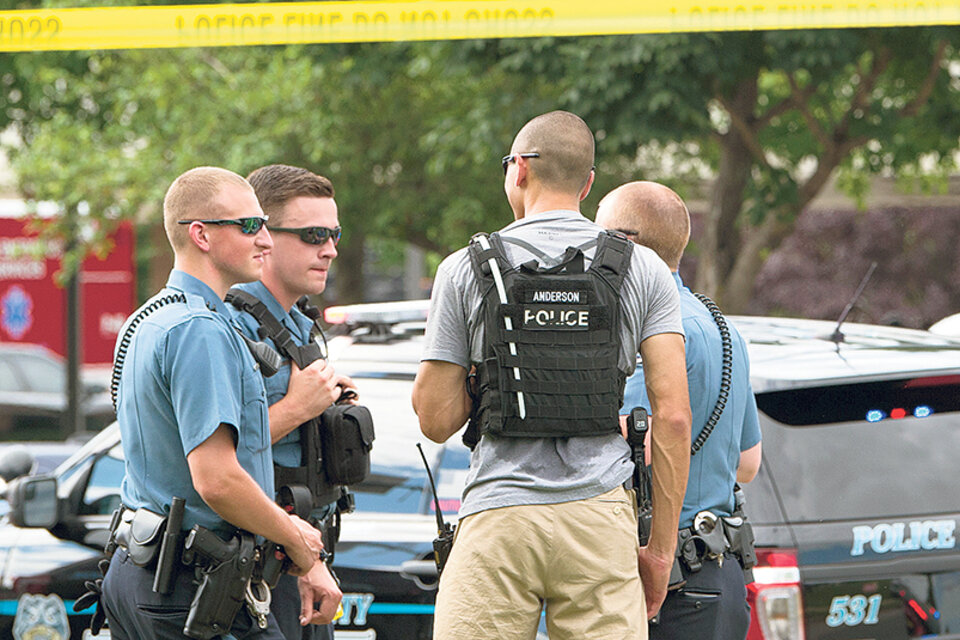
268, 225, 342, 246
178, 216, 268, 235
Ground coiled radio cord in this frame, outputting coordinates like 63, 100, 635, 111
110, 293, 187, 411
690, 293, 733, 456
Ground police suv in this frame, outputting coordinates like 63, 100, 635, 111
2, 301, 960, 640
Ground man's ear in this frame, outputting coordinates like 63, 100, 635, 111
187, 222, 212, 253
579, 170, 596, 202
514, 155, 532, 188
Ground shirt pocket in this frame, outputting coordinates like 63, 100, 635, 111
239, 365, 269, 455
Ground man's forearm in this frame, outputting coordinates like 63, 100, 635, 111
268, 397, 308, 444
412, 361, 472, 443
648, 408, 691, 554
196, 461, 302, 546
187, 426, 305, 549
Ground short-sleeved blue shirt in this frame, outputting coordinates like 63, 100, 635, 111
229, 281, 317, 468
116, 270, 272, 536
621, 273, 761, 528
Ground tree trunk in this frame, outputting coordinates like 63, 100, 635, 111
720, 213, 795, 313
695, 79, 757, 303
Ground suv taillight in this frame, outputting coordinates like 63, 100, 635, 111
746, 548, 805, 640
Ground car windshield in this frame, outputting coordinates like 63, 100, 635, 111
756, 375, 960, 521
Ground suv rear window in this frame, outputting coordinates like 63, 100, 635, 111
755, 376, 960, 522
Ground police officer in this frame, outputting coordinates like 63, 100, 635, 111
229, 164, 350, 640
596, 181, 762, 640
412, 111, 692, 639
101, 167, 326, 640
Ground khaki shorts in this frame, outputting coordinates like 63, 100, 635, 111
433, 485, 645, 640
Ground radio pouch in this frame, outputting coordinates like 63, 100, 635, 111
121, 508, 167, 568
320, 403, 375, 485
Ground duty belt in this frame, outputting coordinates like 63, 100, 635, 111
676, 510, 756, 583
105, 503, 280, 638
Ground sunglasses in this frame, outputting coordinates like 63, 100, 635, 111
501, 152, 540, 174
178, 216, 268, 235
268, 225, 342, 246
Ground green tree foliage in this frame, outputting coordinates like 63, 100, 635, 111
3, 26, 958, 308
3, 39, 559, 299
491, 28, 960, 311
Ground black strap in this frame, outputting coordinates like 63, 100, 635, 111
225, 289, 324, 369
690, 293, 733, 455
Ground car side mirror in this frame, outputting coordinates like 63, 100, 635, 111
8, 475, 58, 528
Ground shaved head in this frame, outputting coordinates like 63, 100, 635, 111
596, 181, 690, 270
512, 111, 595, 194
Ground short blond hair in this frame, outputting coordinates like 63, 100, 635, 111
596, 181, 690, 270
163, 167, 251, 251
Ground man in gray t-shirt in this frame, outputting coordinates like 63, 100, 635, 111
412, 111, 691, 640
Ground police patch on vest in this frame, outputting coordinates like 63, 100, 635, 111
522, 305, 590, 330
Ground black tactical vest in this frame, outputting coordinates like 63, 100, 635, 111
467, 230, 633, 439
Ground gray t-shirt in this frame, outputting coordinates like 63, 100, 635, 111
422, 210, 683, 518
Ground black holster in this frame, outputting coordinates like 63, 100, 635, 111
181, 527, 257, 640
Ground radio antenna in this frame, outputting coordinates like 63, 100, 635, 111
831, 261, 877, 344
416, 443, 447, 534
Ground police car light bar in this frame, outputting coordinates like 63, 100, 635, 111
324, 299, 430, 326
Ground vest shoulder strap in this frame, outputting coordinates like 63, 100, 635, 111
468, 232, 513, 283
226, 288, 317, 369
590, 231, 633, 289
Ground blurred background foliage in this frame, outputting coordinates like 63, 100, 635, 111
1, 0, 958, 323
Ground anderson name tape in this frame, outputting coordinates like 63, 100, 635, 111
0, 0, 957, 52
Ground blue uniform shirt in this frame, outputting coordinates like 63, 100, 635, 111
229, 281, 318, 468
622, 273, 761, 529
116, 270, 273, 536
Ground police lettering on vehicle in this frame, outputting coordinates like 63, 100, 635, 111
850, 519, 956, 556
336, 592, 375, 627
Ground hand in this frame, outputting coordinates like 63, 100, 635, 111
637, 544, 675, 619
284, 515, 326, 577
285, 360, 343, 421
298, 561, 343, 626
335, 374, 359, 404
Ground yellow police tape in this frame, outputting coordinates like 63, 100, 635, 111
0, 0, 957, 52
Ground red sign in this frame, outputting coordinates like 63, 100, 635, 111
0, 216, 136, 365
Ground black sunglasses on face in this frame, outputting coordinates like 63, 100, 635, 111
178, 216, 268, 235
268, 225, 342, 246
501, 152, 540, 174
